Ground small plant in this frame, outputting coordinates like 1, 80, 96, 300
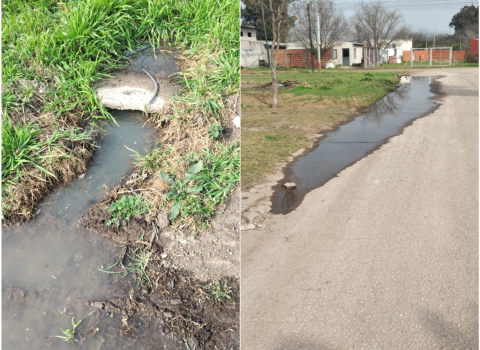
100, 240, 154, 287
55, 311, 95, 343
161, 160, 204, 220
207, 122, 223, 139
203, 280, 232, 301
160, 143, 239, 224
106, 194, 149, 227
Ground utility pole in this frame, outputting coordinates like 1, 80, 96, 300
433, 29, 436, 49
261, 4, 271, 67
306, 1, 315, 72
315, 0, 321, 72
460, 37, 462, 50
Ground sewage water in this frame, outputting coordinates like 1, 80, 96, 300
2, 111, 182, 349
271, 76, 442, 214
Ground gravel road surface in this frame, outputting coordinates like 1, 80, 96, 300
241, 68, 479, 350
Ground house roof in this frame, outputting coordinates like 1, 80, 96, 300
241, 25, 259, 30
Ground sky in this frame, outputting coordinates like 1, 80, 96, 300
323, 0, 478, 34
241, 0, 479, 35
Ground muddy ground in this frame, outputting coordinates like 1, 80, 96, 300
80, 88, 240, 348
81, 167, 239, 350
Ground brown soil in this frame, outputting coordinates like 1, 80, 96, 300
256, 80, 300, 89
80, 188, 239, 349
88, 267, 239, 350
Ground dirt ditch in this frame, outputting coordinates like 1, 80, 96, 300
3, 48, 240, 349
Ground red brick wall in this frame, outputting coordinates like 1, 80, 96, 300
403, 50, 466, 61
272, 48, 332, 68
470, 39, 479, 53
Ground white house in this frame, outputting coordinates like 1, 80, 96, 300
381, 39, 413, 63
240, 25, 269, 68
286, 41, 364, 67
329, 41, 364, 66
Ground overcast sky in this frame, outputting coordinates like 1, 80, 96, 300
337, 0, 477, 34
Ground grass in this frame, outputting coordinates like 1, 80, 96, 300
100, 242, 155, 287
203, 280, 232, 301
127, 142, 240, 228
2, 0, 239, 224
55, 311, 95, 343
241, 70, 400, 188
2, 117, 92, 188
106, 194, 149, 227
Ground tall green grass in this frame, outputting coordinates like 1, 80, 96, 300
1, 117, 92, 188
2, 0, 239, 220
2, 0, 239, 121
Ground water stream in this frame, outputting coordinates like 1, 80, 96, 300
271, 76, 442, 214
2, 111, 182, 349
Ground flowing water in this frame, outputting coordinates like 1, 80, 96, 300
271, 76, 442, 214
2, 111, 182, 349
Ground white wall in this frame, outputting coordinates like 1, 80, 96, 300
382, 39, 413, 62
241, 27, 257, 41
330, 42, 363, 66
241, 40, 268, 68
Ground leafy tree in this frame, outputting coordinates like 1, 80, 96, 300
449, 5, 479, 36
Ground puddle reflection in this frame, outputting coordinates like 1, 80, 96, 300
271, 76, 440, 214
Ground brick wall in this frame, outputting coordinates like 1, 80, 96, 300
272, 48, 332, 68
403, 50, 466, 61
470, 39, 479, 53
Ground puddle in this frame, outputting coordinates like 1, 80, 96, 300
271, 76, 442, 214
2, 111, 183, 349
129, 48, 179, 78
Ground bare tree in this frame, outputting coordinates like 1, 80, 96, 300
352, 1, 407, 63
290, 0, 349, 67
256, 0, 298, 108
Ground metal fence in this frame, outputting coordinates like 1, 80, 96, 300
409, 47, 452, 67
363, 48, 383, 68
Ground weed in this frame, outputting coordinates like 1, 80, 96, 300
203, 280, 232, 301
161, 160, 204, 220
160, 143, 240, 223
106, 194, 149, 227
55, 311, 94, 343
100, 241, 155, 287
207, 122, 224, 139
1, 117, 91, 188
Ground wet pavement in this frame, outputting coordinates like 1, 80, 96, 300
271, 76, 441, 214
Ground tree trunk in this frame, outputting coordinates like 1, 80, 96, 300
271, 61, 278, 108
270, 0, 278, 108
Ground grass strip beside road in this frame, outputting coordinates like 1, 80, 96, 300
241, 70, 400, 188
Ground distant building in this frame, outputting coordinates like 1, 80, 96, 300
381, 39, 413, 63
330, 42, 364, 66
241, 25, 269, 68
273, 41, 364, 68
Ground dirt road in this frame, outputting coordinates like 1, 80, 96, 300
241, 68, 478, 349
